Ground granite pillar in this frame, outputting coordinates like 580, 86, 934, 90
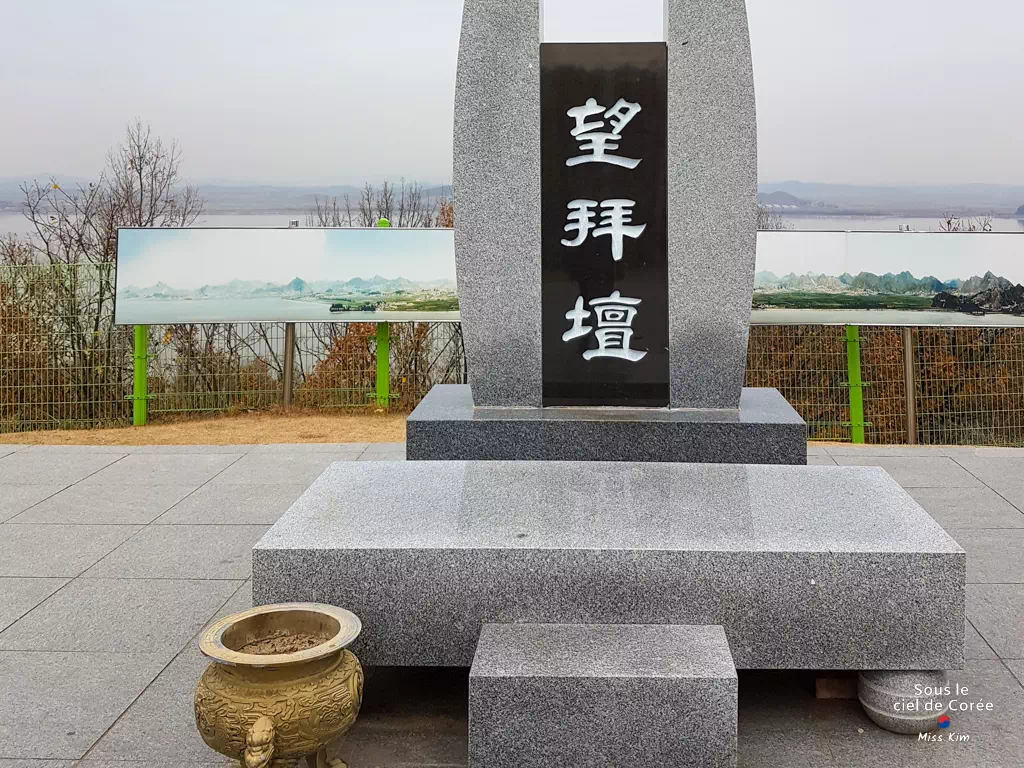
454, 0, 542, 407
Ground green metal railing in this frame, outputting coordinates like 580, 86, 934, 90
845, 325, 867, 444
132, 324, 148, 426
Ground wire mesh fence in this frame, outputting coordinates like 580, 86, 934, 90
1, 264, 133, 432
859, 326, 911, 445
914, 326, 1024, 446
745, 325, 850, 441
144, 321, 467, 416
5, 264, 1024, 444
147, 323, 286, 414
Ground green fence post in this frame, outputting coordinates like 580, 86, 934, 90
132, 325, 148, 426
376, 321, 390, 408
845, 325, 865, 444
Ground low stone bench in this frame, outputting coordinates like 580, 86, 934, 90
468, 623, 738, 768
253, 460, 965, 670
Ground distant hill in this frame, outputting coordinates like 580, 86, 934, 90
7, 172, 1021, 217
757, 191, 808, 207
756, 269, 1024, 314
960, 271, 1012, 295
842, 270, 953, 294
756, 270, 986, 296
933, 281, 1024, 315
0, 174, 94, 202
120, 275, 456, 301
0, 177, 450, 215
759, 182, 1024, 217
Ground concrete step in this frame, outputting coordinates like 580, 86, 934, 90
469, 623, 737, 768
406, 384, 807, 464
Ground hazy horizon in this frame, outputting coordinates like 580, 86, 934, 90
2, 0, 1022, 188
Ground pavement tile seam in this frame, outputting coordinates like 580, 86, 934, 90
948, 455, 1024, 514
0, 484, 74, 524
74, 654, 180, 760
1001, 660, 1024, 690
967, 618, 1001, 660
1, 453, 128, 515
147, 452, 250, 524
55, 522, 151, 579
68, 576, 248, 581
0, 523, 147, 579
76, 578, 256, 760
0, 577, 245, 651
822, 445, 953, 457
4, 522, 176, 527
0, 578, 74, 635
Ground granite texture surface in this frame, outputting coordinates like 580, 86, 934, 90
406, 384, 807, 464
469, 623, 737, 768
454, 0, 542, 407
253, 461, 966, 670
666, 0, 757, 408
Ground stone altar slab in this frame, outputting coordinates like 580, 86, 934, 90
469, 623, 737, 768
252, 461, 965, 670
405, 384, 807, 463
454, 0, 757, 408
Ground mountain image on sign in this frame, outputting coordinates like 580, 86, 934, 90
114, 227, 458, 324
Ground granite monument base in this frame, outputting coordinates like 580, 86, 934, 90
405, 385, 807, 464
469, 623, 738, 768
252, 460, 965, 670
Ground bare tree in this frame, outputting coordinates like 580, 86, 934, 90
358, 183, 377, 226
313, 179, 445, 228
0, 234, 34, 266
108, 119, 204, 228
756, 203, 790, 231
938, 214, 993, 233
437, 191, 454, 228
374, 181, 396, 224
305, 195, 353, 227
4, 120, 206, 424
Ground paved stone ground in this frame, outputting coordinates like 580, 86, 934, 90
0, 442, 1022, 767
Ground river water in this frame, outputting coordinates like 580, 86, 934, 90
3, 212, 1023, 236
782, 215, 1024, 233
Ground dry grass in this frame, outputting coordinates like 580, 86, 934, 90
0, 409, 407, 446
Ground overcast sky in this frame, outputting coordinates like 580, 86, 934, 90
2, 0, 1021, 187
118, 228, 456, 289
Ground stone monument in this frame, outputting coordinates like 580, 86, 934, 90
254, 0, 967, 757
406, 0, 807, 464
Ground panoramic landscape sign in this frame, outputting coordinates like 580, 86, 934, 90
114, 227, 458, 324
113, 227, 1024, 327
753, 231, 1024, 324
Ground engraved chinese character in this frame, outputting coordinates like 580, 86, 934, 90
561, 199, 598, 247
566, 97, 642, 169
561, 291, 647, 362
561, 199, 646, 261
561, 296, 592, 341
